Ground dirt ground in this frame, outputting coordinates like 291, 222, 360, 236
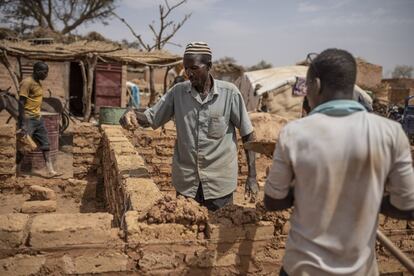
0, 176, 105, 214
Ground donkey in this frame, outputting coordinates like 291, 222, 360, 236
0, 87, 19, 121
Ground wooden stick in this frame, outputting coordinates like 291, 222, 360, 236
377, 229, 414, 274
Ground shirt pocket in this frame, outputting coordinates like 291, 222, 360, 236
208, 116, 227, 139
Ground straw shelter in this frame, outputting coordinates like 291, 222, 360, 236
0, 39, 182, 120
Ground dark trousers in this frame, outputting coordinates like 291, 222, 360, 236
26, 117, 50, 151
17, 117, 50, 164
177, 183, 233, 212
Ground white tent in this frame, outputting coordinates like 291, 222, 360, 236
236, 65, 373, 120
235, 66, 308, 119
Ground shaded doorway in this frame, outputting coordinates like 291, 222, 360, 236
69, 62, 84, 116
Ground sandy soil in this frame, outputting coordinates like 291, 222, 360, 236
0, 177, 105, 214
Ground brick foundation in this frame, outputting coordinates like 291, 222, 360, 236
0, 123, 411, 275
0, 124, 16, 180
72, 123, 101, 179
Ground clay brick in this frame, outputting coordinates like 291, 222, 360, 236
136, 148, 155, 155
73, 123, 99, 134
126, 220, 197, 244
29, 185, 56, 200
244, 221, 275, 240
21, 200, 57, 214
30, 213, 114, 248
101, 126, 125, 137
0, 124, 15, 138
110, 142, 136, 155
0, 254, 45, 276
0, 146, 15, 157
139, 250, 185, 271
62, 251, 129, 274
186, 251, 240, 268
73, 136, 100, 147
0, 213, 29, 248
72, 146, 97, 154
155, 146, 174, 156
124, 178, 162, 215
0, 160, 16, 175
206, 223, 245, 242
106, 135, 129, 143
114, 153, 149, 178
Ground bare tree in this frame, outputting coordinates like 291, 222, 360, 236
0, 0, 116, 35
392, 65, 413, 79
113, 0, 191, 106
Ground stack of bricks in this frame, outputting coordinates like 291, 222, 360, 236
101, 125, 162, 225
0, 124, 16, 179
0, 213, 130, 275
129, 123, 250, 189
72, 123, 101, 179
129, 125, 177, 191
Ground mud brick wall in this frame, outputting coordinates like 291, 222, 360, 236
128, 122, 250, 191
0, 213, 131, 275
101, 125, 162, 226
72, 123, 102, 179
0, 124, 16, 179
356, 59, 382, 90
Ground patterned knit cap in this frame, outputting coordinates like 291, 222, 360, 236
184, 41, 212, 57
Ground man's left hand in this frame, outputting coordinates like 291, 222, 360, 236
245, 176, 258, 203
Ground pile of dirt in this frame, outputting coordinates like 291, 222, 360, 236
211, 204, 259, 226
144, 195, 209, 226
210, 202, 291, 232
249, 113, 289, 143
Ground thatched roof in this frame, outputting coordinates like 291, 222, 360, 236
0, 39, 182, 67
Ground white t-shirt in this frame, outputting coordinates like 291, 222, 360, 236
265, 111, 414, 276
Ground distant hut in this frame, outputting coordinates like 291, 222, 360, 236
0, 39, 181, 121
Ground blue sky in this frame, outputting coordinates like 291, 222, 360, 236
77, 0, 414, 76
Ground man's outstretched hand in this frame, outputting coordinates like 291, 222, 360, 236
245, 175, 258, 203
119, 108, 150, 130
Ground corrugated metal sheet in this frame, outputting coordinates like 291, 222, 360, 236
94, 62, 122, 113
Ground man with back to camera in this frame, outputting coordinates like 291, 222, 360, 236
264, 48, 414, 275
120, 42, 258, 211
17, 61, 61, 178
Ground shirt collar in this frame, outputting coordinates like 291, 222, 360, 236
187, 74, 218, 95
309, 99, 366, 116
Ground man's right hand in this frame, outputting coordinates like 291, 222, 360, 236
119, 108, 150, 130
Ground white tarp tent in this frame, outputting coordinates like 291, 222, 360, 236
235, 66, 308, 119
236, 65, 373, 120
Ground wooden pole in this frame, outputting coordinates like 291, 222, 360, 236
163, 66, 173, 95
148, 66, 156, 107
82, 54, 97, 122
79, 60, 88, 119
377, 229, 414, 274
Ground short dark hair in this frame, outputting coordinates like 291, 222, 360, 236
308, 48, 356, 92
33, 61, 48, 71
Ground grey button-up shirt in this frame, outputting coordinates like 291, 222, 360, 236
144, 78, 253, 199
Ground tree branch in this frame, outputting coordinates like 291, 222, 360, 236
112, 11, 149, 51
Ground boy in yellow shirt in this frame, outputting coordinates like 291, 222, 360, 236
17, 62, 61, 177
